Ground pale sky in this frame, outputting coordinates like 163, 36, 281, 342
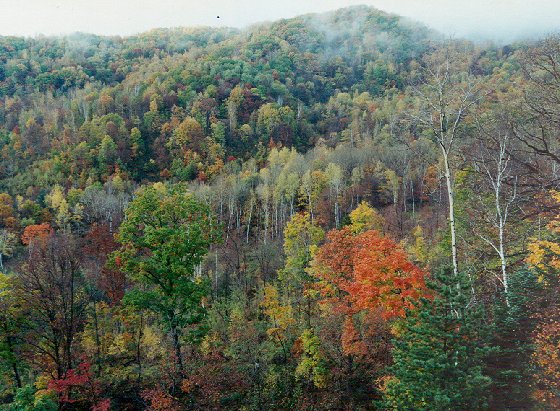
0, 0, 558, 42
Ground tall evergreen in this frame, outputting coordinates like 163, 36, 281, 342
382, 269, 493, 411
487, 268, 541, 409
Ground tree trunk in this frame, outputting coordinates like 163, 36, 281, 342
498, 220, 509, 307
172, 325, 185, 377
442, 149, 459, 277
137, 314, 144, 382
246, 198, 253, 244
93, 302, 102, 377
5, 334, 22, 388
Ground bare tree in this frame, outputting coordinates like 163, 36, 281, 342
410, 43, 484, 276
472, 119, 519, 307
17, 234, 86, 379
516, 36, 560, 167
80, 181, 130, 232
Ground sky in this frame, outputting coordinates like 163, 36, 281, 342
0, 0, 558, 42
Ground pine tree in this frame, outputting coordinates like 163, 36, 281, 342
382, 269, 493, 411
486, 268, 540, 409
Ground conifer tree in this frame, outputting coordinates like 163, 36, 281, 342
382, 268, 493, 411
486, 268, 540, 409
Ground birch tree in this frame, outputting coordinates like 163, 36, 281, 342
411, 44, 483, 276
472, 119, 519, 307
325, 163, 344, 228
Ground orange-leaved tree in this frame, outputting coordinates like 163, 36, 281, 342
310, 227, 427, 320
21, 223, 53, 245
308, 219, 427, 402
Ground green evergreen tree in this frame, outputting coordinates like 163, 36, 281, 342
383, 269, 493, 411
486, 268, 540, 409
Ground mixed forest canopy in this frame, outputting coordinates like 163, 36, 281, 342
0, 4, 559, 410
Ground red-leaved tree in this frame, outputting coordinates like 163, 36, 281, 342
311, 227, 427, 320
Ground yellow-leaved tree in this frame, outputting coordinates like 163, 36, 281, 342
527, 191, 560, 279
349, 201, 384, 234
260, 284, 296, 361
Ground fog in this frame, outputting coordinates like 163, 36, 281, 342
369, 0, 560, 43
0, 0, 558, 42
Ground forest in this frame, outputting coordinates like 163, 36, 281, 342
0, 4, 559, 410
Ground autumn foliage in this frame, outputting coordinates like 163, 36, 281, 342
48, 362, 109, 410
311, 227, 427, 319
20, 223, 53, 245
527, 191, 560, 275
532, 307, 560, 407
2, 7, 560, 410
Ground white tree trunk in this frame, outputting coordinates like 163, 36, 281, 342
442, 148, 459, 277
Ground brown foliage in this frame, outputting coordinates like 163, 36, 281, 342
82, 223, 125, 304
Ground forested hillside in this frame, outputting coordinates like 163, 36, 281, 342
0, 5, 559, 410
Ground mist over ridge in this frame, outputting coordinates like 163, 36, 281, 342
0, 1, 558, 44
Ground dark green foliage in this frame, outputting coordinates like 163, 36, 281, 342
0, 385, 57, 411
486, 268, 541, 410
383, 269, 493, 411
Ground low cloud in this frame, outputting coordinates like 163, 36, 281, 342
0, 0, 558, 42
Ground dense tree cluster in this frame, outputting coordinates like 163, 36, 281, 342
0, 5, 559, 410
